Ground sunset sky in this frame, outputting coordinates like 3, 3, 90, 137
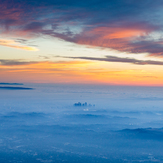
1, 0, 163, 85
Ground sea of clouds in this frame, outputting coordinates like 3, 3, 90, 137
0, 83, 163, 162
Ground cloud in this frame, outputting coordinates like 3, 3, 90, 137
0, 59, 161, 85
0, 59, 37, 66
0, 59, 89, 68
0, 39, 38, 51
62, 55, 163, 66
1, 0, 163, 55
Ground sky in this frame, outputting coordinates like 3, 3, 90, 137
1, 0, 163, 85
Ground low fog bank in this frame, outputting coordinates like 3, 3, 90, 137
0, 86, 33, 90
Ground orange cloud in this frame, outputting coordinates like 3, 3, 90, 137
75, 25, 156, 54
0, 39, 38, 51
91, 27, 146, 39
1, 60, 163, 86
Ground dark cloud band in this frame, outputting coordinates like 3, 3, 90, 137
0, 60, 37, 66
63, 55, 163, 66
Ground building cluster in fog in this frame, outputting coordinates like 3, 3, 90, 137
74, 102, 95, 107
